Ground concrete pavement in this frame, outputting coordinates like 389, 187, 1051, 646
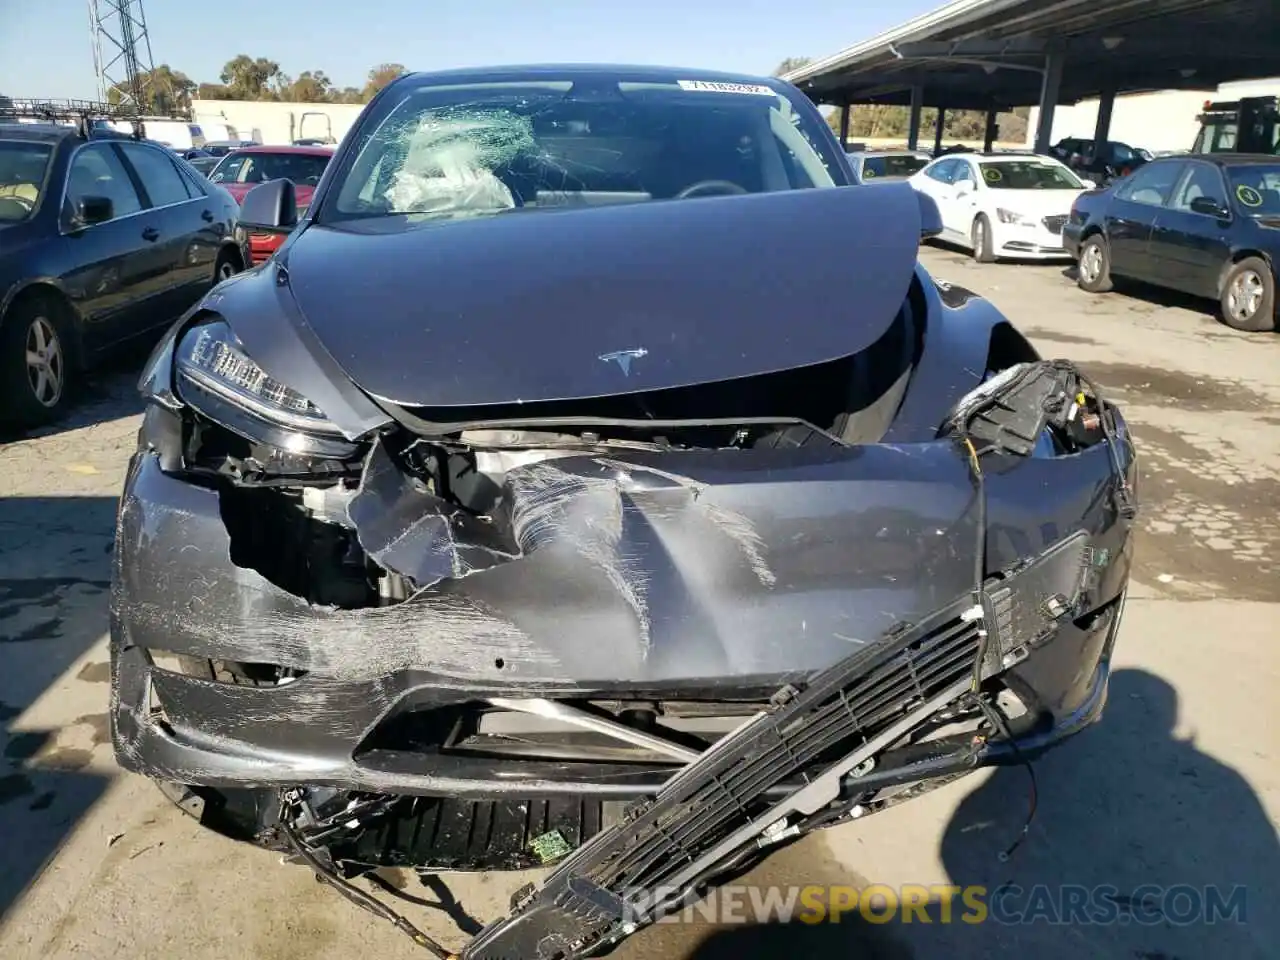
1, 246, 1276, 959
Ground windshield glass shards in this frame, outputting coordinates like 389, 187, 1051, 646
980, 160, 1084, 190
325, 77, 843, 225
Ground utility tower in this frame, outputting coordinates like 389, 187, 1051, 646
87, 0, 155, 108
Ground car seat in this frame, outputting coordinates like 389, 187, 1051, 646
0, 182, 37, 202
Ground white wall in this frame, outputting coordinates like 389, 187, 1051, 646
190, 100, 369, 146
1028, 77, 1280, 152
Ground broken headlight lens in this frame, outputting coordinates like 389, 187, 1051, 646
174, 319, 342, 437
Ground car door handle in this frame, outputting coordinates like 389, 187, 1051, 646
201, 209, 215, 222
141, 226, 160, 242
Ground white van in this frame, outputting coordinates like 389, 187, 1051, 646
88, 118, 230, 150
194, 121, 237, 143
140, 120, 202, 149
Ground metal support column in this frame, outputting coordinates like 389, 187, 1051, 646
839, 102, 850, 149
933, 107, 947, 155
984, 107, 999, 152
1033, 48, 1065, 154
1091, 87, 1116, 159
907, 85, 924, 151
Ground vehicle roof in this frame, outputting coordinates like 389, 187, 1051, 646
1056, 137, 1133, 146
1171, 152, 1280, 167
0, 122, 74, 142
227, 144, 334, 156
0, 122, 136, 143
973, 152, 1059, 160
398, 63, 783, 87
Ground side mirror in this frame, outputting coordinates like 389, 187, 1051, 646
1189, 196, 1228, 218
77, 195, 113, 225
1080, 178, 1096, 189
954, 180, 974, 196
238, 178, 297, 234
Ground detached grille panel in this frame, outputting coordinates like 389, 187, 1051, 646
593, 610, 980, 890
462, 595, 984, 959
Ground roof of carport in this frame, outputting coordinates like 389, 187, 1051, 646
784, 0, 1280, 110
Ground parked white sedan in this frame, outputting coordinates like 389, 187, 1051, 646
908, 153, 1094, 262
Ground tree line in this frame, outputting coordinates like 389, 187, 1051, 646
105, 58, 408, 114
91, 52, 1029, 141
773, 57, 1030, 144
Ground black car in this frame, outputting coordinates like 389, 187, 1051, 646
1064, 153, 1280, 331
202, 139, 260, 157
110, 64, 1137, 960
185, 155, 220, 178
0, 121, 246, 424
170, 146, 213, 162
1051, 137, 1148, 184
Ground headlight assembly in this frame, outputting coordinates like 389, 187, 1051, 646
995, 207, 1025, 224
174, 318, 344, 439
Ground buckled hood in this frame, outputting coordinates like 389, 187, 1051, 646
280, 183, 925, 408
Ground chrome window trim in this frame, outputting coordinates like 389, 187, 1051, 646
58, 139, 205, 236
1171, 160, 1232, 220
117, 140, 204, 207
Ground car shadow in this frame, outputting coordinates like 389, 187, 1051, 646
1059, 265, 1224, 322
0, 496, 119, 919
0, 339, 151, 446
923, 238, 1072, 268
680, 667, 1278, 960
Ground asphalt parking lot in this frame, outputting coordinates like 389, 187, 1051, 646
1, 245, 1277, 960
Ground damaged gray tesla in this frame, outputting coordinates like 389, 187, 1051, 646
110, 65, 1138, 958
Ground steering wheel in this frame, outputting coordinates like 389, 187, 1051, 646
0, 194, 35, 212
675, 179, 748, 200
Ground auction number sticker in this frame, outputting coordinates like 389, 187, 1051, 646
678, 80, 775, 96
1236, 184, 1264, 207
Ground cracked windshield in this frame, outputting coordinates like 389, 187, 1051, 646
329, 78, 840, 223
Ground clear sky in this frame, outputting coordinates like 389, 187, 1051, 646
0, 0, 939, 100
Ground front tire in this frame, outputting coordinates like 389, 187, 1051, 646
1076, 234, 1114, 293
971, 215, 996, 263
213, 248, 240, 285
0, 294, 76, 428
1220, 257, 1276, 332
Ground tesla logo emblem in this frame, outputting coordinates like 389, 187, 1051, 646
599, 348, 648, 376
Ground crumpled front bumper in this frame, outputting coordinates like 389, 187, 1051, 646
110, 412, 1135, 798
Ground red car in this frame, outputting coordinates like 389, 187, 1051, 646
208, 145, 333, 264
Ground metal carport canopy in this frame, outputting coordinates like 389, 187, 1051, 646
783, 0, 1280, 111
